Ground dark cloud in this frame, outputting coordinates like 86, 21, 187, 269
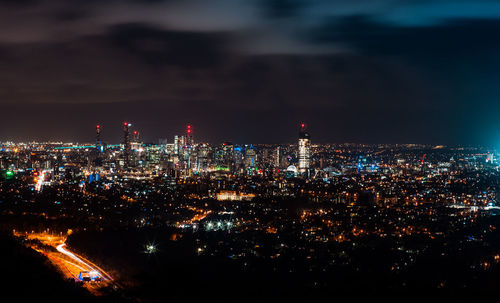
260, 0, 305, 18
107, 23, 230, 68
0, 0, 39, 6
52, 7, 88, 22
0, 1, 499, 144
311, 16, 500, 58
308, 16, 500, 142
0, 30, 438, 144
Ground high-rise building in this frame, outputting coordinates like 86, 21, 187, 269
123, 122, 131, 167
245, 145, 257, 171
93, 124, 103, 167
274, 146, 281, 168
184, 124, 194, 171
298, 123, 311, 175
133, 130, 140, 143
174, 135, 180, 156
131, 130, 141, 151
95, 124, 102, 153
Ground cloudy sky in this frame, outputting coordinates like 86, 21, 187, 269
1, 0, 500, 145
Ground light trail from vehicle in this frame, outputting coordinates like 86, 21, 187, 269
56, 244, 98, 275
56, 243, 113, 281
59, 259, 88, 272
15, 231, 115, 292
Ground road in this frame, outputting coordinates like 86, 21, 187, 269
15, 231, 115, 294
55, 243, 113, 281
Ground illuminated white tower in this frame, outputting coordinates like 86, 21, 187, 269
298, 123, 311, 175
275, 146, 280, 168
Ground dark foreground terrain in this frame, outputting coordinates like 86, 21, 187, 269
0, 234, 99, 303
4, 223, 500, 303
63, 222, 500, 303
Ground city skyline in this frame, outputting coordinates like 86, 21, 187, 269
2, 119, 500, 148
3, 2, 500, 302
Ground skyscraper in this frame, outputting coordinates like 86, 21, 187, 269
174, 135, 180, 156
274, 146, 281, 168
94, 124, 103, 167
123, 122, 131, 167
95, 124, 102, 152
245, 145, 257, 172
184, 124, 194, 171
298, 123, 311, 176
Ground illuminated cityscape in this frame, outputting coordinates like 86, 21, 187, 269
298, 123, 311, 176
3, 1, 500, 303
3, 122, 500, 302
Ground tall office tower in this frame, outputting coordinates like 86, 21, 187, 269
275, 146, 281, 168
123, 122, 131, 167
245, 145, 257, 170
298, 123, 311, 176
222, 142, 234, 165
183, 125, 194, 171
93, 124, 103, 167
96, 124, 102, 152
174, 135, 180, 155
133, 130, 140, 143
131, 130, 141, 150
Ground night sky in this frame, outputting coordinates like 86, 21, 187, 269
1, 0, 500, 145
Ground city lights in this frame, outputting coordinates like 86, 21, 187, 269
3, 123, 500, 302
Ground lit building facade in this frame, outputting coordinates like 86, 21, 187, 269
298, 123, 311, 175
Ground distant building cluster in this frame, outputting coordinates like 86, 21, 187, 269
0, 122, 318, 190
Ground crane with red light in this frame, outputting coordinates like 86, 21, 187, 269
186, 124, 194, 147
